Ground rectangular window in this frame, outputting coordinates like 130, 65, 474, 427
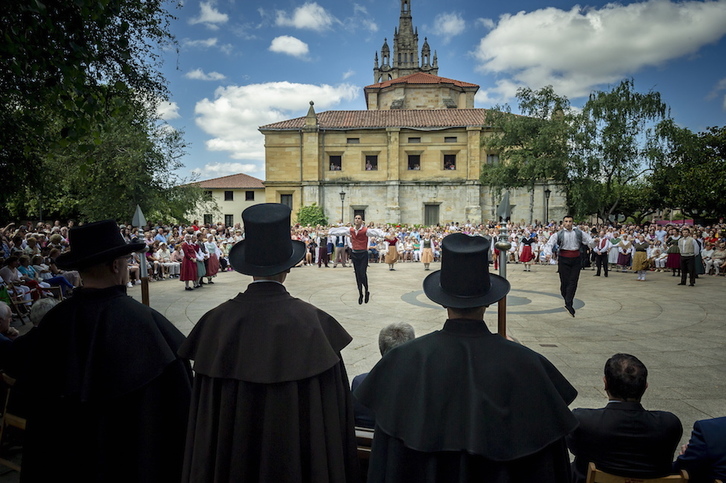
203, 214, 213, 225
245, 190, 254, 201
444, 154, 456, 170
347, 138, 360, 144
365, 155, 378, 171
329, 155, 342, 171
444, 136, 457, 143
280, 194, 293, 208
487, 154, 500, 165
408, 154, 421, 170
224, 190, 234, 201
408, 137, 421, 143
224, 214, 234, 227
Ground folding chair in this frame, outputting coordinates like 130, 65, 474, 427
586, 462, 689, 482
0, 372, 26, 473
0, 285, 29, 325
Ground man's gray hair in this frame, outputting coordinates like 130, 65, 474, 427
30, 297, 58, 326
378, 322, 415, 356
0, 301, 11, 320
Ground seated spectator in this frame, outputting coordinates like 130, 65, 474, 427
157, 242, 180, 278
0, 302, 18, 368
351, 322, 415, 428
712, 242, 726, 275
0, 256, 43, 301
702, 242, 716, 274
673, 416, 726, 482
566, 353, 683, 483
47, 248, 80, 287
355, 234, 578, 481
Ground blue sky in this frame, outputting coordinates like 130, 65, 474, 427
157, 0, 726, 181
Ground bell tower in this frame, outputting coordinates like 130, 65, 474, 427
373, 0, 438, 83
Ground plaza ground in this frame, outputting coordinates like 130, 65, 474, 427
2, 259, 724, 480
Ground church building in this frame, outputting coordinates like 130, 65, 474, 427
259, 0, 562, 225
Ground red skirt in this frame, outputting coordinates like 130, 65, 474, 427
666, 253, 681, 269
206, 254, 220, 277
520, 245, 534, 263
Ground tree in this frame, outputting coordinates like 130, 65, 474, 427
10, 97, 205, 224
569, 79, 670, 221
652, 122, 726, 221
0, 0, 177, 211
297, 204, 329, 227
481, 86, 572, 224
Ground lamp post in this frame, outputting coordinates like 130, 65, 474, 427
339, 190, 346, 224
544, 187, 551, 225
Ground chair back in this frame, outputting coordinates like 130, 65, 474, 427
0, 372, 26, 473
355, 426, 374, 482
586, 462, 689, 482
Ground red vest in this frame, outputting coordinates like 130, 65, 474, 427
349, 227, 369, 251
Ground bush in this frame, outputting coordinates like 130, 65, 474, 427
296, 203, 328, 226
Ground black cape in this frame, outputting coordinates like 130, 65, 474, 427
178, 281, 360, 483
13, 285, 192, 483
355, 318, 578, 483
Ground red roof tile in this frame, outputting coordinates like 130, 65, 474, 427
365, 72, 479, 89
196, 173, 264, 189
260, 108, 494, 131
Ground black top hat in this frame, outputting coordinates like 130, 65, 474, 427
55, 220, 146, 270
228, 203, 305, 276
423, 233, 510, 308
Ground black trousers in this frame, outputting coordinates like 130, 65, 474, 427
594, 253, 609, 276
558, 256, 581, 308
680, 255, 696, 285
350, 250, 369, 294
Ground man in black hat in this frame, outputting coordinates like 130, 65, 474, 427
9, 220, 193, 483
355, 233, 578, 482
179, 203, 359, 483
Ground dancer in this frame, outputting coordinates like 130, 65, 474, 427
384, 229, 399, 271
420, 233, 434, 270
545, 216, 594, 317
519, 232, 537, 271
329, 215, 385, 304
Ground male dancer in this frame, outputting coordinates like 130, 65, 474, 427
330, 215, 385, 304
592, 230, 612, 277
545, 215, 594, 317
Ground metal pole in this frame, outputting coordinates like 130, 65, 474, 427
494, 224, 511, 338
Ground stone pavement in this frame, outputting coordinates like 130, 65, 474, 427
1, 260, 725, 480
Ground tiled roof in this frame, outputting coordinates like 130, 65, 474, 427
196, 173, 264, 189
259, 108, 494, 131
365, 72, 479, 89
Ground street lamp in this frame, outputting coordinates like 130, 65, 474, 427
339, 190, 346, 224
544, 187, 551, 224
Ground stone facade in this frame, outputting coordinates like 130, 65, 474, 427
259, 0, 566, 226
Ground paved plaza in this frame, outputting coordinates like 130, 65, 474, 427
2, 259, 725, 480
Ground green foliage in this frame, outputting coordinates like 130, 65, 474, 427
0, 0, 178, 215
569, 79, 669, 220
296, 203, 328, 226
652, 122, 726, 220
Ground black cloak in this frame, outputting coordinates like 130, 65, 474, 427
354, 318, 578, 483
13, 285, 192, 483
178, 281, 360, 483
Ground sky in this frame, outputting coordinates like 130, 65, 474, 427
157, 0, 726, 181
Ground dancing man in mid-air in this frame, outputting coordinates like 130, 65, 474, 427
329, 215, 385, 304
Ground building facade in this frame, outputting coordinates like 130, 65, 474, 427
190, 173, 264, 228
260, 0, 565, 226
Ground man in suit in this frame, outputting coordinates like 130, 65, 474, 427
355, 234, 578, 482
566, 353, 683, 483
673, 416, 726, 482
179, 203, 359, 483
351, 322, 415, 429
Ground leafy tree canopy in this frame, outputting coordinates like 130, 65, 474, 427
296, 204, 329, 227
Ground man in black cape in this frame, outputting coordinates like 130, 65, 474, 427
9, 220, 192, 483
354, 233, 579, 482
179, 203, 359, 482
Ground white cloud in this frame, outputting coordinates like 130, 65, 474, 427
185, 69, 227, 81
269, 36, 310, 59
275, 2, 335, 32
709, 78, 726, 110
432, 12, 465, 44
342, 69, 355, 80
192, 162, 262, 178
189, 1, 229, 30
344, 4, 378, 34
182, 37, 218, 49
472, 0, 726, 102
193, 82, 359, 168
476, 18, 495, 30
156, 101, 180, 120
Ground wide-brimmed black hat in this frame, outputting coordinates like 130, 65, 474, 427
228, 203, 305, 276
423, 233, 510, 308
55, 220, 145, 270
